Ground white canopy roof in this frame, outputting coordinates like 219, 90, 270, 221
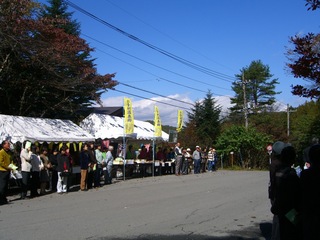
0, 114, 95, 143
80, 113, 169, 141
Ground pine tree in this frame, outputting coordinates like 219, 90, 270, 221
230, 60, 280, 113
40, 0, 80, 36
181, 91, 221, 148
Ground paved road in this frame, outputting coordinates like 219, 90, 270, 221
0, 170, 273, 240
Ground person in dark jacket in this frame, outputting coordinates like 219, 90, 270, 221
49, 148, 59, 192
271, 146, 302, 240
79, 143, 90, 191
56, 146, 70, 194
86, 142, 96, 189
269, 141, 287, 240
301, 144, 320, 240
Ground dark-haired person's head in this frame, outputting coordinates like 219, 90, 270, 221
309, 144, 320, 168
281, 146, 296, 166
60, 146, 68, 152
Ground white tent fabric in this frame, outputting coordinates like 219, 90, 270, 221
80, 113, 169, 141
0, 114, 95, 143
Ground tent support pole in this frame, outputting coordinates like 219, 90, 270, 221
123, 136, 126, 181
152, 139, 155, 177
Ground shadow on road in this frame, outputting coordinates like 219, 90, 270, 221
93, 222, 272, 240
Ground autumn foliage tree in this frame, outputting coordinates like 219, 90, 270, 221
286, 0, 320, 98
0, 0, 117, 121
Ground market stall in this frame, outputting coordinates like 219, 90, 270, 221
0, 113, 95, 144
80, 113, 170, 178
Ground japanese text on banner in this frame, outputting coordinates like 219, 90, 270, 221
124, 97, 134, 134
154, 106, 162, 137
177, 110, 183, 132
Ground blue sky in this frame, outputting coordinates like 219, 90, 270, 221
38, 0, 319, 126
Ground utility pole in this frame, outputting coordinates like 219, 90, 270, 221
242, 73, 248, 129
287, 104, 296, 137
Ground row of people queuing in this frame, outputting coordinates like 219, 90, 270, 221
126, 143, 218, 175
0, 140, 116, 204
269, 140, 320, 240
173, 143, 218, 176
1, 140, 219, 205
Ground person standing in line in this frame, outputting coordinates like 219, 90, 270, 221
87, 142, 96, 190
301, 144, 320, 240
94, 144, 103, 188
20, 141, 32, 199
126, 145, 136, 160
104, 145, 114, 185
65, 147, 73, 191
186, 148, 193, 174
181, 148, 189, 175
165, 147, 175, 174
207, 147, 215, 172
302, 137, 319, 169
56, 146, 70, 194
0, 140, 13, 205
269, 141, 288, 240
174, 142, 182, 176
30, 145, 43, 198
49, 148, 59, 192
79, 143, 90, 191
193, 146, 201, 174
271, 146, 302, 240
212, 149, 218, 171
39, 147, 51, 195
201, 148, 208, 173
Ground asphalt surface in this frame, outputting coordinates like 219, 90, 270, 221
0, 170, 273, 240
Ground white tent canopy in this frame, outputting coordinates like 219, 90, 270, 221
80, 113, 169, 141
0, 114, 95, 143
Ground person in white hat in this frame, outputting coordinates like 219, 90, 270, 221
192, 146, 201, 174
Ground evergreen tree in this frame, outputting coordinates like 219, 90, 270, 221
181, 91, 221, 148
40, 0, 80, 36
230, 60, 280, 113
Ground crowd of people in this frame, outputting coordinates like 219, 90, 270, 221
173, 142, 218, 176
268, 139, 320, 240
0, 140, 116, 203
3, 137, 320, 238
0, 140, 219, 205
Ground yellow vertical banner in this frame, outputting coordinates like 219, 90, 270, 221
154, 106, 162, 137
124, 97, 134, 135
177, 110, 183, 132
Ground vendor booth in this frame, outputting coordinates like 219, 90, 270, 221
0, 114, 96, 188
80, 113, 169, 141
0, 114, 95, 144
80, 113, 171, 179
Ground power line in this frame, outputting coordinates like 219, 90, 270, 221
66, 1, 237, 83
118, 82, 194, 106
83, 33, 232, 92
93, 45, 228, 96
104, 0, 238, 73
111, 88, 191, 110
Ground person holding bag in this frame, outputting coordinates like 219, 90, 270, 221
39, 147, 51, 195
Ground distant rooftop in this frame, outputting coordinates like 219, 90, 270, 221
89, 107, 123, 117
